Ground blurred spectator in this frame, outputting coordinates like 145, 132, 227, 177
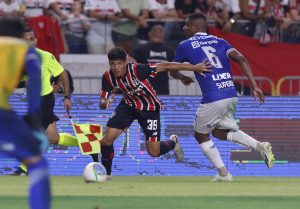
112, 0, 148, 53
260, 0, 290, 44
148, 0, 178, 42
149, 0, 178, 20
62, 0, 90, 53
27, 16, 65, 59
0, 0, 24, 17
22, 0, 67, 20
283, 0, 300, 43
54, 0, 74, 15
224, 0, 241, 17
84, 0, 120, 54
173, 0, 199, 48
239, 0, 266, 38
129, 24, 194, 95
288, 0, 300, 21
175, 0, 199, 19
198, 0, 229, 28
222, 0, 241, 33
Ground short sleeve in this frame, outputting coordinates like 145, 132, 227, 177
141, 0, 148, 9
148, 0, 157, 10
45, 52, 64, 77
135, 63, 157, 80
173, 42, 187, 63
167, 0, 175, 9
221, 39, 235, 58
101, 72, 113, 99
117, 0, 128, 9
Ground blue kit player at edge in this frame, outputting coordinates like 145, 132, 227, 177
0, 18, 51, 209
173, 13, 275, 182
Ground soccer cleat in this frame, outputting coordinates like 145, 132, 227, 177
8, 167, 28, 176
212, 173, 233, 182
106, 174, 113, 181
170, 134, 184, 162
260, 142, 275, 168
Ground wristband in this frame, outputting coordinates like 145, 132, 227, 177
64, 95, 71, 100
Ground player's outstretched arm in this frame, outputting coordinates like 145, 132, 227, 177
170, 71, 194, 85
229, 50, 265, 104
156, 60, 212, 76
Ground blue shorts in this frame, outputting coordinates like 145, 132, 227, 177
0, 109, 41, 161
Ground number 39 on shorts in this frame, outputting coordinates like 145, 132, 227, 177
147, 119, 157, 130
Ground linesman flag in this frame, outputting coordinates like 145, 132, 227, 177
72, 123, 102, 155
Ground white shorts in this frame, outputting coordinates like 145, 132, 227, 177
194, 97, 239, 134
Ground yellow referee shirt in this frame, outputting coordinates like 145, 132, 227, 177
36, 48, 64, 96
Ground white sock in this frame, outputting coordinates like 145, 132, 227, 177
227, 130, 260, 151
199, 140, 224, 169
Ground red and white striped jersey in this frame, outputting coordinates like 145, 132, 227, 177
247, 0, 265, 15
101, 62, 163, 111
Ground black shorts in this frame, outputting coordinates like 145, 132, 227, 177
41, 92, 59, 129
107, 101, 161, 142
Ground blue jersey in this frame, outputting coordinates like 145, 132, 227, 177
173, 32, 238, 103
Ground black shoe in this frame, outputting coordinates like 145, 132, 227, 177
9, 167, 28, 176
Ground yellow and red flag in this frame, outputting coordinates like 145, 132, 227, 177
72, 123, 102, 155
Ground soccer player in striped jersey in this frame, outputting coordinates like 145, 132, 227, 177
99, 47, 212, 178
173, 13, 275, 181
0, 17, 51, 209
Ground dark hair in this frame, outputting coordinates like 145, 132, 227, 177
23, 26, 33, 33
66, 70, 74, 93
0, 17, 24, 38
188, 13, 207, 22
107, 47, 127, 61
23, 26, 37, 37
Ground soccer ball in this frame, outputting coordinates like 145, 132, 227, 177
82, 162, 107, 183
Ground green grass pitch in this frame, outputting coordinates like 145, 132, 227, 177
0, 176, 300, 209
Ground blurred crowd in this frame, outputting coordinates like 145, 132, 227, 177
1, 0, 299, 54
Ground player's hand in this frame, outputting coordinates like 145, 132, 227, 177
180, 76, 194, 85
64, 97, 72, 110
105, 94, 115, 109
253, 87, 265, 104
196, 59, 213, 77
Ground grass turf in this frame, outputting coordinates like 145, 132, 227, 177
0, 176, 299, 209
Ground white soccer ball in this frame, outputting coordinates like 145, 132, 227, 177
82, 162, 107, 183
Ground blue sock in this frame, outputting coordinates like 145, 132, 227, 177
159, 140, 176, 156
27, 158, 51, 209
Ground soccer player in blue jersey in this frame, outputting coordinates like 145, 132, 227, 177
173, 13, 275, 181
99, 47, 212, 178
0, 18, 51, 209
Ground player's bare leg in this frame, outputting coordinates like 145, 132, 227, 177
45, 122, 60, 144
